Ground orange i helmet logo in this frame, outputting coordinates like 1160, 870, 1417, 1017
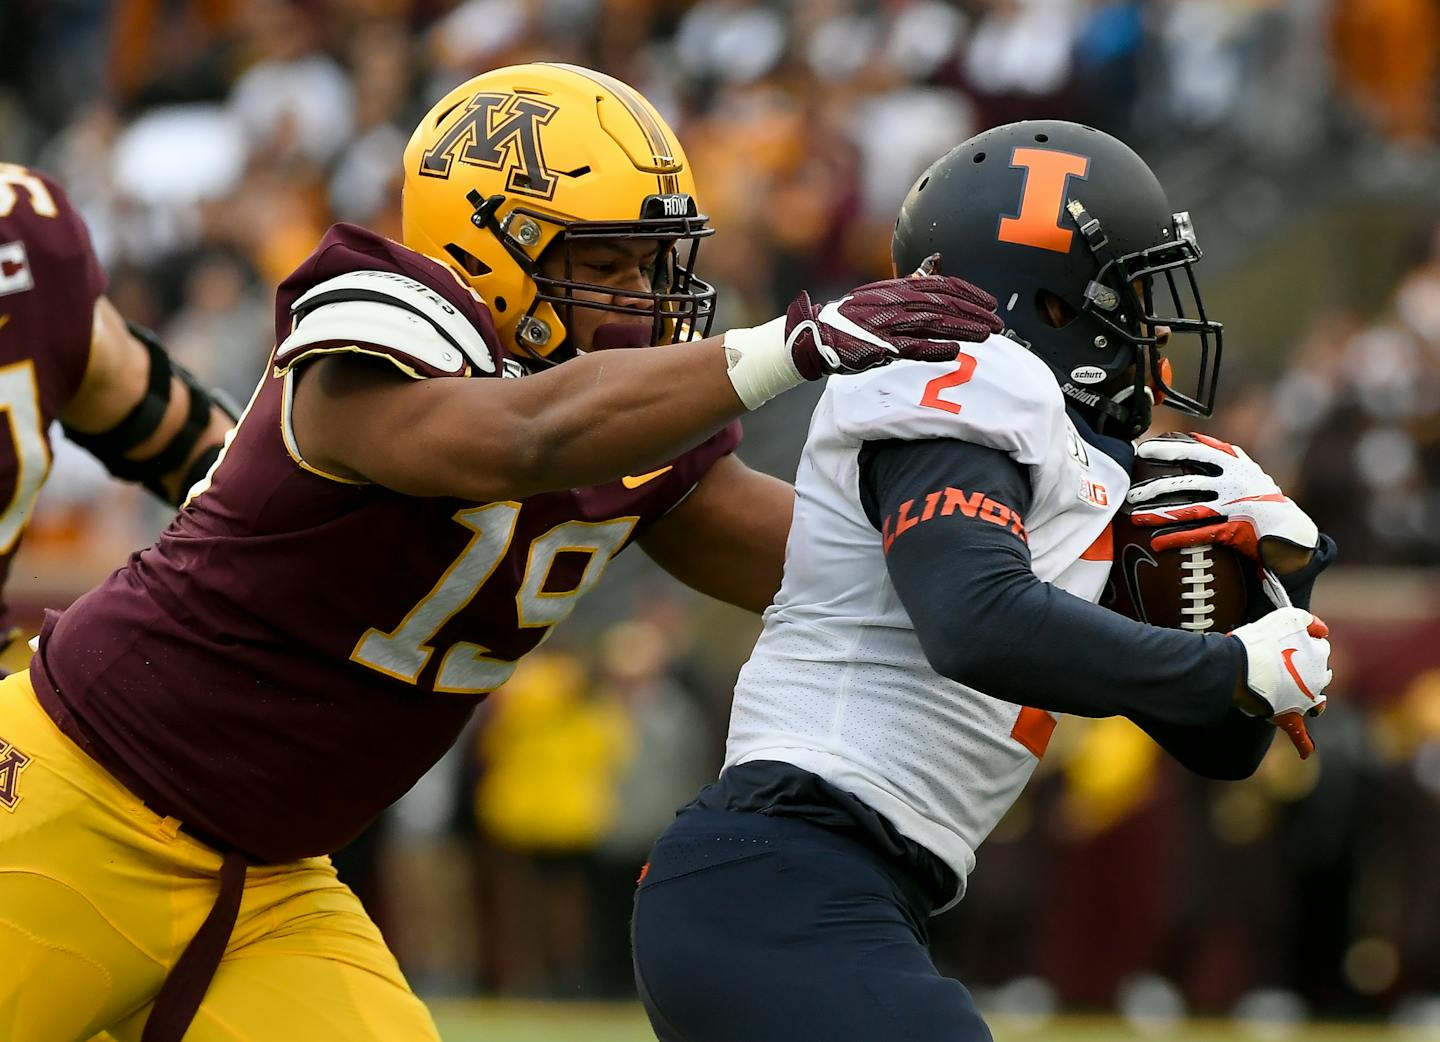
997, 147, 1090, 253
0, 737, 31, 811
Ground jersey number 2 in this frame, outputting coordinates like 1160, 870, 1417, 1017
919, 354, 978, 415
351, 502, 635, 695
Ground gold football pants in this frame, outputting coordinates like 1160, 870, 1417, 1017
0, 670, 441, 1041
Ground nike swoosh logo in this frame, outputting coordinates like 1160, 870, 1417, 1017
1280, 648, 1316, 700
622, 466, 673, 489
0, 314, 9, 332
1120, 542, 1159, 624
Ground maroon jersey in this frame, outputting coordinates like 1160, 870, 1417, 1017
0, 165, 106, 627
32, 223, 739, 863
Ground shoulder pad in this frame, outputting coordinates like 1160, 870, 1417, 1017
275, 269, 497, 378
827, 335, 1065, 466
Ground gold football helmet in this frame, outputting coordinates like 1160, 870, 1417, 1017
402, 63, 715, 362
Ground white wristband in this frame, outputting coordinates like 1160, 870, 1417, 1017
723, 316, 803, 410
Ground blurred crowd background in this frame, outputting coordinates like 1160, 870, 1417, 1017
4, 0, 1440, 1032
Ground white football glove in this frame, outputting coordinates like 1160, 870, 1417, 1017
1230, 606, 1332, 759
1126, 434, 1319, 564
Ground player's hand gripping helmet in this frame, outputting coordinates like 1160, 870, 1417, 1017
892, 121, 1222, 440
402, 63, 715, 363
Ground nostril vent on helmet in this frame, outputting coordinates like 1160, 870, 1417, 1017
444, 244, 491, 278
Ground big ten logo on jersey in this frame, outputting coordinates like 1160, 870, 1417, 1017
420, 92, 560, 199
1064, 420, 1108, 507
1078, 476, 1108, 508
0, 241, 33, 297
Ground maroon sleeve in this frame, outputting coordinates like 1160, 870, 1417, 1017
0, 167, 108, 406
671, 420, 741, 488
628, 419, 741, 532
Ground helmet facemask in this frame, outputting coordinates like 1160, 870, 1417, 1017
527, 194, 717, 358
466, 191, 716, 365
1066, 204, 1224, 439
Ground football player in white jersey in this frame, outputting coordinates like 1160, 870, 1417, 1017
630, 121, 1336, 1042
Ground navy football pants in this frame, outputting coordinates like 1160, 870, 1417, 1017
631, 808, 993, 1042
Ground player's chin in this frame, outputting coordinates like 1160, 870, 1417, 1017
588, 322, 656, 351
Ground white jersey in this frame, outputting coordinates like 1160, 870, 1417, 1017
725, 334, 1129, 910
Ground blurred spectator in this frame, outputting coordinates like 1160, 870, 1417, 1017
474, 651, 632, 996
592, 619, 716, 996
961, 0, 1077, 128
378, 736, 485, 995
674, 1, 787, 87
228, 0, 355, 168
1369, 669, 1440, 998
161, 250, 271, 404
1333, 0, 1440, 146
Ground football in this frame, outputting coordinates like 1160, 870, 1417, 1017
1100, 433, 1252, 633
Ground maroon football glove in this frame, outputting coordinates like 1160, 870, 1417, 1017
785, 255, 1001, 379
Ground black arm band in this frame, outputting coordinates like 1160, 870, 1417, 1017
68, 322, 173, 453
63, 322, 234, 504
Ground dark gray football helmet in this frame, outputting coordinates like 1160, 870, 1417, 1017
893, 120, 1222, 439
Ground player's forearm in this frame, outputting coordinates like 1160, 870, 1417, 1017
639, 457, 794, 613
299, 340, 747, 500
64, 300, 238, 505
904, 543, 1244, 727
498, 338, 743, 499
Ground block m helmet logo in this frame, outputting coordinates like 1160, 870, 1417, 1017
419, 92, 560, 198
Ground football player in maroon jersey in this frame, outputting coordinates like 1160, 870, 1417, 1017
0, 161, 234, 674
0, 64, 1002, 1042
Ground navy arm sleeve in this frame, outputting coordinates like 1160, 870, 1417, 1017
858, 437, 1246, 733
